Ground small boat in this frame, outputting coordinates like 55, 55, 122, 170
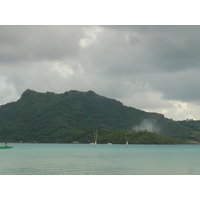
0, 146, 13, 149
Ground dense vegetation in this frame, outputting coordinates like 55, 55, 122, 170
0, 89, 200, 144
95, 130, 178, 144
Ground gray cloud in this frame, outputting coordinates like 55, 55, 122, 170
1, 25, 200, 120
0, 26, 83, 64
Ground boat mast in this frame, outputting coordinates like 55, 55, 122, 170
94, 128, 98, 147
125, 131, 128, 147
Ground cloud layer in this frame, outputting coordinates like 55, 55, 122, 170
1, 25, 200, 120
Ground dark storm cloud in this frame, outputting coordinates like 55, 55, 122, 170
1, 25, 200, 120
149, 68, 200, 103
82, 26, 200, 105
103, 25, 200, 72
85, 26, 200, 77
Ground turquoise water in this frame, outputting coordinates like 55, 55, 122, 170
1, 143, 200, 175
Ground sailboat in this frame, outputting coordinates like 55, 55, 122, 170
94, 129, 98, 147
125, 131, 128, 147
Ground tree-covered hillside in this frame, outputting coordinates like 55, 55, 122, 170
0, 89, 199, 144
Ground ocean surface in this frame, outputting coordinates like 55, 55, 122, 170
1, 143, 200, 175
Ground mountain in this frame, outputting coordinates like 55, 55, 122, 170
0, 89, 200, 143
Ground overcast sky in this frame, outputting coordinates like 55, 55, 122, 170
1, 25, 200, 120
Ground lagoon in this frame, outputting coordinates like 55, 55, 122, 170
1, 143, 200, 175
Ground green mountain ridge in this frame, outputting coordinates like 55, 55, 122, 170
0, 89, 200, 144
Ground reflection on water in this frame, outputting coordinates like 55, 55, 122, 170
0, 143, 200, 175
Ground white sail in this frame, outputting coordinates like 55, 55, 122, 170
94, 129, 98, 147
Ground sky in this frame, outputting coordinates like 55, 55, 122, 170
1, 25, 200, 121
